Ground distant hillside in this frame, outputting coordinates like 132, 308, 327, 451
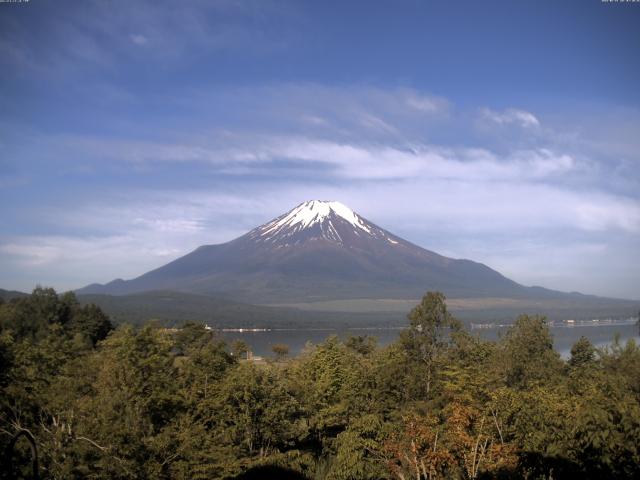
77, 290, 639, 329
1, 286, 635, 329
77, 290, 404, 329
273, 295, 640, 321
0, 288, 29, 301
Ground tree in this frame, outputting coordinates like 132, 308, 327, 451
67, 303, 113, 346
0, 287, 70, 340
214, 363, 302, 460
0, 288, 112, 346
346, 335, 377, 356
174, 322, 214, 353
232, 339, 250, 359
383, 413, 452, 479
69, 325, 184, 477
177, 325, 235, 405
0, 330, 12, 390
289, 336, 367, 443
327, 414, 388, 480
4, 285, 640, 479
400, 292, 461, 394
501, 314, 562, 389
438, 401, 517, 479
272, 343, 290, 361
568, 336, 596, 369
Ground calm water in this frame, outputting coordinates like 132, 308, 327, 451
220, 323, 640, 359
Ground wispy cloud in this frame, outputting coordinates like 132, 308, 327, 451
405, 93, 449, 114
130, 34, 149, 46
480, 107, 540, 128
0, 0, 293, 78
32, 132, 579, 183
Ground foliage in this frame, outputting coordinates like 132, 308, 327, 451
272, 343, 290, 361
1, 288, 639, 479
500, 314, 563, 389
400, 292, 462, 395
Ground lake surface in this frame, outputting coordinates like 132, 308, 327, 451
220, 322, 639, 359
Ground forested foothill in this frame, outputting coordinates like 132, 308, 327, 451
1, 288, 639, 479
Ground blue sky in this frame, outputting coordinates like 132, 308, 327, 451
1, 0, 639, 299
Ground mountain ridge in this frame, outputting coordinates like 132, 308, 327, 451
76, 200, 626, 304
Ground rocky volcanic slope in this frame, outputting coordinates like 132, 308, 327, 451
78, 200, 580, 303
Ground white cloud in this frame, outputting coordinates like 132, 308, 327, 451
42, 133, 578, 183
130, 34, 149, 46
0, 243, 63, 267
481, 107, 540, 128
169, 84, 452, 141
300, 115, 328, 126
0, 235, 183, 291
357, 112, 399, 134
404, 93, 449, 114
574, 201, 640, 232
30, 125, 640, 237
132, 217, 203, 233
221, 137, 578, 182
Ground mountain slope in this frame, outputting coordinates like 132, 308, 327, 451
77, 200, 595, 303
0, 288, 29, 301
77, 290, 638, 328
77, 290, 406, 328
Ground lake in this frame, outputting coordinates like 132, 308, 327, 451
220, 321, 640, 359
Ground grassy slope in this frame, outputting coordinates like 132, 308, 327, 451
78, 290, 639, 328
77, 290, 404, 329
267, 296, 639, 322
5, 287, 636, 328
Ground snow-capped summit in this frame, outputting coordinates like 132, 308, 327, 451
78, 200, 526, 302
264, 200, 371, 234
249, 200, 398, 246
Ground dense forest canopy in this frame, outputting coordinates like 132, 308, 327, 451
1, 288, 639, 479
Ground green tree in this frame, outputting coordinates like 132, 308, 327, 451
0, 287, 69, 340
326, 414, 388, 480
272, 343, 290, 361
214, 363, 302, 459
440, 330, 500, 407
0, 288, 112, 346
346, 335, 377, 356
400, 292, 461, 394
177, 327, 235, 405
67, 325, 184, 477
569, 336, 596, 369
501, 314, 562, 389
290, 336, 369, 443
67, 303, 113, 346
173, 322, 212, 353
0, 330, 13, 390
231, 339, 250, 359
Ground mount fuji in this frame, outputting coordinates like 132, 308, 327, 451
79, 200, 577, 303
